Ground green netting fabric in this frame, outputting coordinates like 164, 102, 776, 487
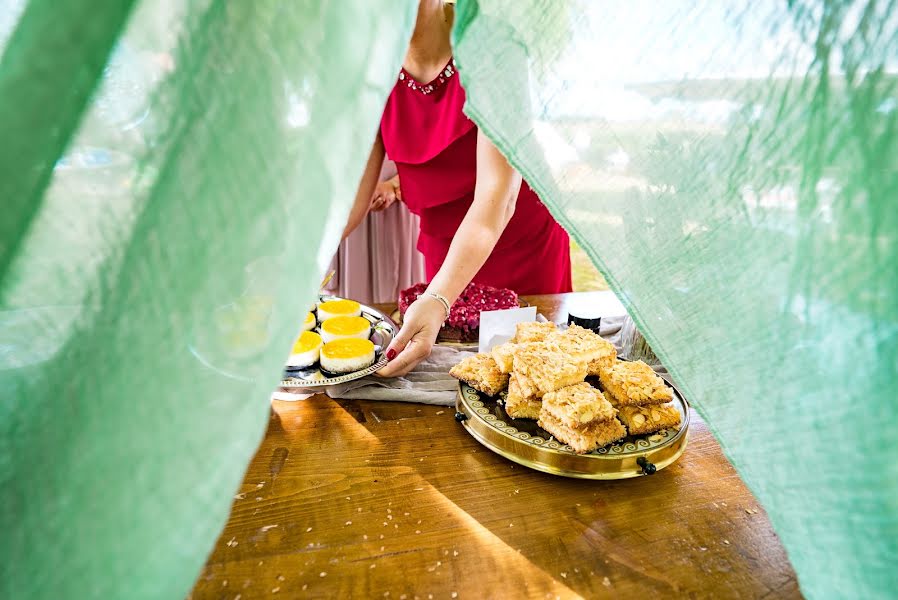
453, 1, 897, 598
0, 1, 414, 598
3, 0, 897, 598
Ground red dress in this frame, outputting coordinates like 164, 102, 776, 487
379, 59, 572, 295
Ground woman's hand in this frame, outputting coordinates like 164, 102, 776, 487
376, 295, 445, 377
370, 176, 401, 212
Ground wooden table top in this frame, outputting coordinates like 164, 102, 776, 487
191, 292, 801, 599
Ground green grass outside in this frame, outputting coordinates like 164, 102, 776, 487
570, 239, 608, 292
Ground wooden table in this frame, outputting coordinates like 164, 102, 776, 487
191, 293, 801, 599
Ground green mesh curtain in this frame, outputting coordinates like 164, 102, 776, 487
453, 1, 898, 599
2, 0, 896, 599
0, 1, 416, 598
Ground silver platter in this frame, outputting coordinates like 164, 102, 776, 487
279, 295, 398, 389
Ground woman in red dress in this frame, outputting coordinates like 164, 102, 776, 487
343, 0, 572, 376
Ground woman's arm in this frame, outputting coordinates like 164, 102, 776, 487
342, 133, 386, 240
378, 130, 521, 377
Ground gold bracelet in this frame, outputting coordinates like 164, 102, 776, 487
425, 291, 451, 320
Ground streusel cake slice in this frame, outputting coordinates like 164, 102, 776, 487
504, 374, 542, 420
618, 403, 681, 435
538, 382, 626, 453
512, 342, 587, 398
549, 324, 617, 376
598, 359, 673, 407
450, 353, 509, 397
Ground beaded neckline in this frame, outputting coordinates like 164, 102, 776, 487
398, 59, 456, 95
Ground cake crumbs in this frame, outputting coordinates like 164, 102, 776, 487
234, 493, 246, 500
271, 587, 280, 594
277, 575, 285, 582
723, 539, 730, 545
226, 537, 238, 547
260, 524, 278, 532
345, 521, 352, 526
306, 527, 313, 532
319, 572, 327, 577
560, 572, 567, 579
602, 577, 611, 587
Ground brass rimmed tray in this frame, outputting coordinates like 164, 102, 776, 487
455, 378, 689, 479
279, 295, 398, 389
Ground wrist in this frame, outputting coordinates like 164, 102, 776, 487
420, 290, 451, 320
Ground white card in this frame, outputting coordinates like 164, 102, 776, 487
478, 306, 538, 353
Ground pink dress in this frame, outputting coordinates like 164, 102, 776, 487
325, 159, 426, 304
379, 59, 572, 295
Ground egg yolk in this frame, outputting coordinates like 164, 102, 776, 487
321, 338, 374, 359
304, 312, 315, 326
319, 299, 360, 315
292, 331, 322, 354
321, 316, 370, 335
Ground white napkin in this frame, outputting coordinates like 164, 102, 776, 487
478, 306, 537, 352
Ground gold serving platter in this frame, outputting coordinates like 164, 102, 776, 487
455, 378, 689, 479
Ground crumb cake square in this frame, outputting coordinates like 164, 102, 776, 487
598, 360, 673, 407
450, 353, 509, 397
549, 324, 617, 376
541, 382, 617, 429
504, 374, 542, 420
618, 403, 681, 436
537, 413, 627, 454
510, 321, 557, 344
512, 343, 587, 398
490, 342, 517, 374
